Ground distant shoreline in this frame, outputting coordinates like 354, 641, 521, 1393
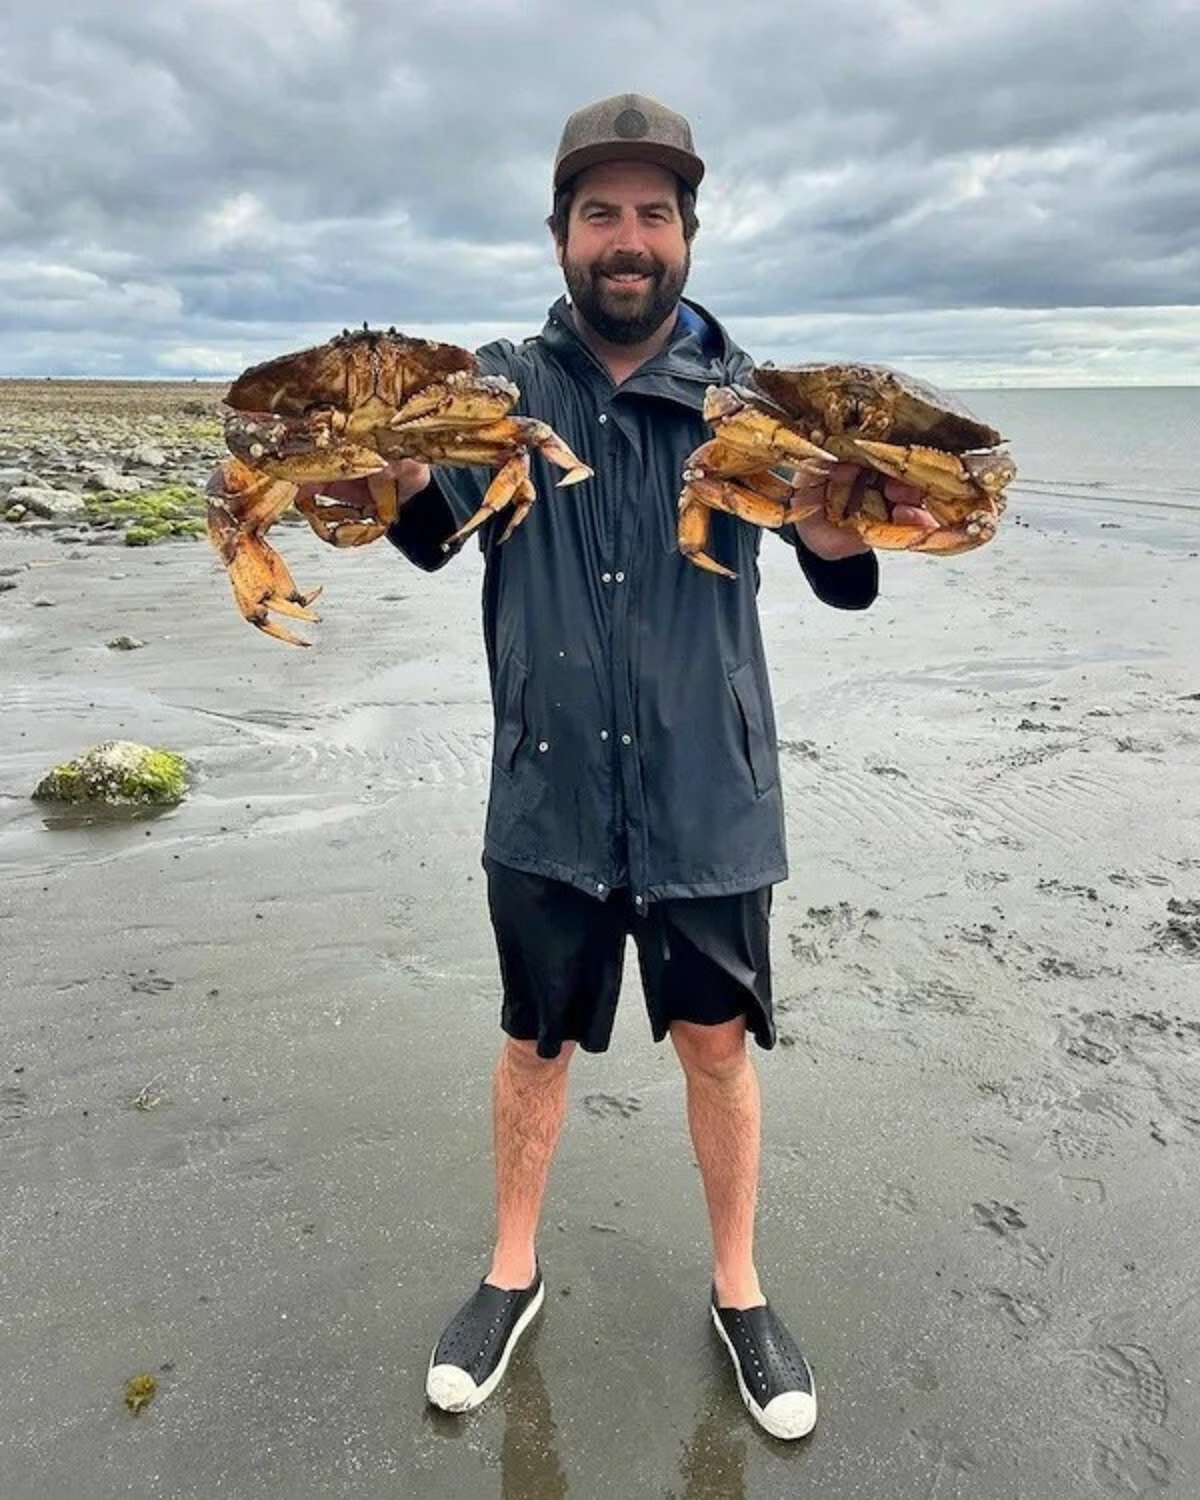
2, 376, 1198, 393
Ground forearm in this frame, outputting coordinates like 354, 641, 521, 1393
385, 478, 464, 572
790, 529, 879, 610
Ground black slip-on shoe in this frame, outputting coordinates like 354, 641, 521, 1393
426, 1267, 545, 1413
711, 1291, 817, 1440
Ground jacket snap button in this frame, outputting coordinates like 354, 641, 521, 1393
601, 572, 612, 584
538, 741, 549, 753
598, 413, 608, 424
620, 733, 632, 746
600, 730, 609, 740
614, 571, 625, 583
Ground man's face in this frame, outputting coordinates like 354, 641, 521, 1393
555, 161, 691, 345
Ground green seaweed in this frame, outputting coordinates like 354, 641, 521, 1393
119, 748, 187, 801
83, 484, 207, 545
33, 742, 189, 806
124, 1373, 157, 1416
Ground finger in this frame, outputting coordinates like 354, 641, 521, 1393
891, 503, 941, 532
883, 478, 926, 509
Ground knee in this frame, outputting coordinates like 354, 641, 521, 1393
502, 1036, 576, 1078
670, 1018, 748, 1083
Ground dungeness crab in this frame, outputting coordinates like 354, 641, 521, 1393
678, 363, 1015, 576
207, 327, 592, 644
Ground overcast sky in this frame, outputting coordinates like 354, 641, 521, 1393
2, 0, 1197, 385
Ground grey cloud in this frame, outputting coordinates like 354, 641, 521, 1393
1, 0, 1197, 378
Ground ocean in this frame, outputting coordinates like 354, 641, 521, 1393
961, 386, 1200, 533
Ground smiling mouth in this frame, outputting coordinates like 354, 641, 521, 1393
601, 271, 653, 288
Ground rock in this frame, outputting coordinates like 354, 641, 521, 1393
6, 485, 88, 520
32, 597, 56, 607
0, 579, 17, 593
0, 467, 31, 494
107, 636, 146, 651
32, 741, 189, 807
84, 467, 142, 495
4, 505, 26, 522
126, 442, 167, 468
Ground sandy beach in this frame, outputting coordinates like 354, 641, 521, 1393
1, 398, 1198, 1498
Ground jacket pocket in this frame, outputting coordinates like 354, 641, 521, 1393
493, 658, 529, 774
729, 660, 778, 798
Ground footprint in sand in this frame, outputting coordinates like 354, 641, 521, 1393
1092, 1433, 1171, 1494
971, 1200, 1052, 1270
788, 902, 881, 964
1049, 1121, 1115, 1162
879, 1182, 917, 1216
1, 1081, 30, 1125
982, 1287, 1049, 1335
582, 1093, 642, 1121
1082, 1343, 1170, 1428
129, 971, 175, 994
1058, 1173, 1107, 1205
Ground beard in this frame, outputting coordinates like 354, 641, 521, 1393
563, 248, 691, 346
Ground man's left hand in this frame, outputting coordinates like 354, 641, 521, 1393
791, 463, 941, 560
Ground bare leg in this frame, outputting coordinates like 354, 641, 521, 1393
486, 1036, 575, 1290
671, 1018, 764, 1309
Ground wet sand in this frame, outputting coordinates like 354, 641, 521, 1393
1, 481, 1198, 1498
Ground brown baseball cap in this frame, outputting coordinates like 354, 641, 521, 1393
552, 93, 705, 191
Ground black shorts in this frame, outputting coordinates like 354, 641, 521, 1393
485, 859, 775, 1058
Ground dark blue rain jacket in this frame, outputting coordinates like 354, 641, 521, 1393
387, 296, 878, 905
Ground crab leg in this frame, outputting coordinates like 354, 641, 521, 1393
848, 439, 1014, 504
509, 417, 593, 488
852, 518, 996, 555
444, 455, 537, 547
423, 419, 592, 490
677, 492, 736, 578
206, 458, 322, 646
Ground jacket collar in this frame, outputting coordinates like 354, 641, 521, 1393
539, 295, 745, 411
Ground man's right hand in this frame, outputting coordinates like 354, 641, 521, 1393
291, 458, 433, 548
294, 457, 432, 520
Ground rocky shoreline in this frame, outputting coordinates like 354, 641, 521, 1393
0, 379, 228, 547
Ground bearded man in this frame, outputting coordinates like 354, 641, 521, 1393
312, 93, 935, 1441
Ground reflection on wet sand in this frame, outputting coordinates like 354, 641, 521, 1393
678, 1396, 748, 1500
500, 1350, 567, 1500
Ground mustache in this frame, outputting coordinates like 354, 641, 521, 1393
594, 256, 660, 278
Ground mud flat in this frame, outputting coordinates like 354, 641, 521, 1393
1, 394, 1198, 1497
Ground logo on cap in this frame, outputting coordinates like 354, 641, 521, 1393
613, 108, 649, 140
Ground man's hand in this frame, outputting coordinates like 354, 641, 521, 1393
791, 462, 941, 560
294, 457, 432, 525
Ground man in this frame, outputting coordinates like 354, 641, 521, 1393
315, 94, 935, 1441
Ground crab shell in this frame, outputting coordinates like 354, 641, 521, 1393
748, 362, 1015, 551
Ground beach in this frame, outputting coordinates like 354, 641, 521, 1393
1, 386, 1198, 1498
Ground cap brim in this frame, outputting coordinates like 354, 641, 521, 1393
554, 141, 705, 190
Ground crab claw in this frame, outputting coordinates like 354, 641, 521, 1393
518, 418, 593, 488
444, 455, 538, 548
677, 491, 737, 578
206, 458, 322, 646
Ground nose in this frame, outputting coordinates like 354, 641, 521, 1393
610, 209, 649, 255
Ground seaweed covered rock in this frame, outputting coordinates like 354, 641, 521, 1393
33, 740, 189, 807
